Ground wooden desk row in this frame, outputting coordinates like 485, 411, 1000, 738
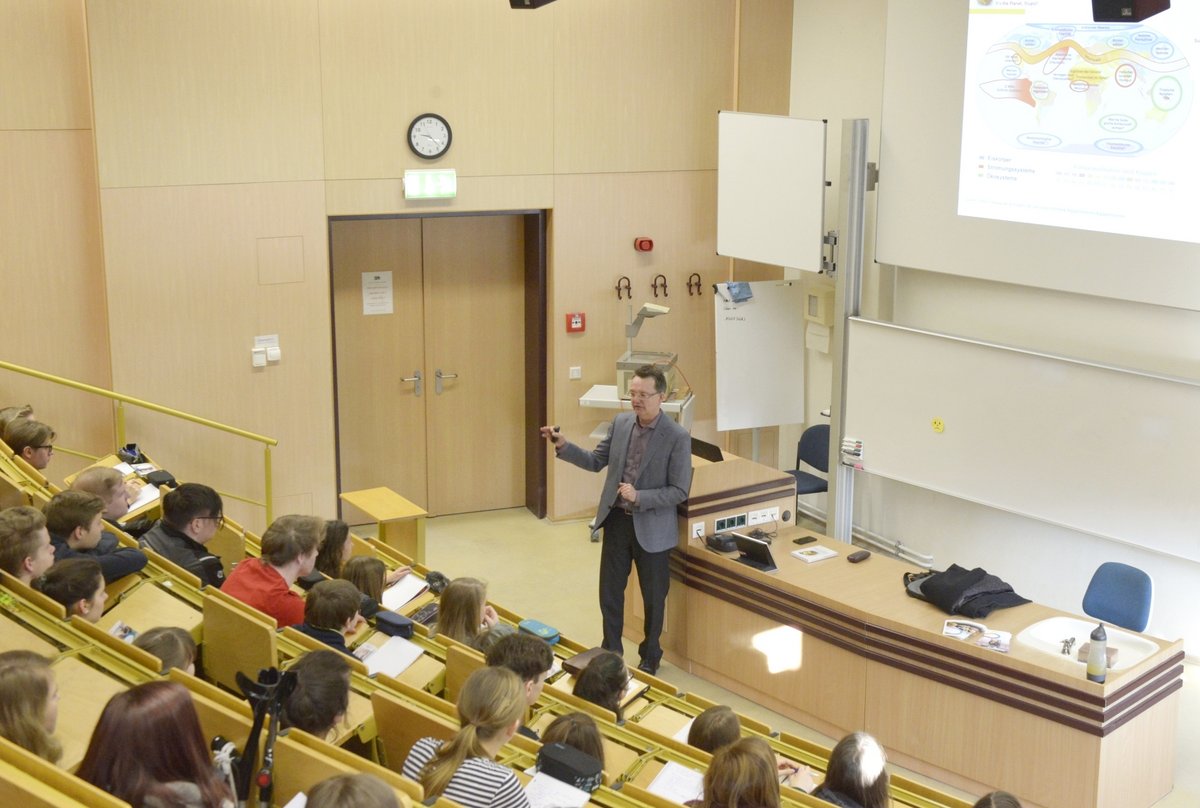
5, 454, 972, 808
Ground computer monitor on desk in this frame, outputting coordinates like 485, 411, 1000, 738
691, 437, 724, 463
732, 532, 777, 572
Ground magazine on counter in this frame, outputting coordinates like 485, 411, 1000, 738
790, 545, 838, 563
942, 619, 1011, 653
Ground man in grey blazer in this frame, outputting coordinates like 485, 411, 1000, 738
541, 365, 692, 674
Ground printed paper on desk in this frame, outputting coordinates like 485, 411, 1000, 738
381, 573, 428, 611
524, 772, 591, 808
673, 717, 695, 743
646, 761, 704, 804
125, 483, 160, 513
361, 635, 424, 677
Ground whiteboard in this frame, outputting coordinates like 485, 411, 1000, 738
714, 282, 805, 431
716, 112, 826, 272
845, 318, 1200, 563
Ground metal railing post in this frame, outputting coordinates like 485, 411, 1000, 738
263, 444, 274, 525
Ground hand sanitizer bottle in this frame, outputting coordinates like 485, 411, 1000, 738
1086, 623, 1108, 683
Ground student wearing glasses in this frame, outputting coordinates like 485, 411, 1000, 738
542, 364, 692, 675
138, 483, 227, 589
4, 419, 56, 472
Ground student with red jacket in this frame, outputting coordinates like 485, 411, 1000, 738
221, 514, 320, 627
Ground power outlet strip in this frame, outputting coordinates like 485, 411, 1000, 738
747, 506, 781, 526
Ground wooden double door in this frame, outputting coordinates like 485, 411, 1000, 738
331, 215, 526, 516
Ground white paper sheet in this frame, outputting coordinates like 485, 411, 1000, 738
524, 772, 591, 808
646, 761, 704, 804
362, 271, 394, 315
381, 574, 428, 611
672, 717, 695, 743
125, 482, 160, 513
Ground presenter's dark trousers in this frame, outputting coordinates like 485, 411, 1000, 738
600, 509, 670, 666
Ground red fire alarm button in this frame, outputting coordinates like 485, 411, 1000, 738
566, 312, 586, 333
633, 237, 653, 252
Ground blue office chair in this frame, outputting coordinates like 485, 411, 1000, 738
1082, 562, 1153, 633
787, 424, 830, 497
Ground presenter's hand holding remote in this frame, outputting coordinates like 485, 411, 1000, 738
539, 425, 564, 448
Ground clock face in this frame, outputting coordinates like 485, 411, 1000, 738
408, 113, 452, 159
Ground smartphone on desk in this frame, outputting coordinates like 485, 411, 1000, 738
792, 536, 817, 546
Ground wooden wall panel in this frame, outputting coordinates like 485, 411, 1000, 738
98, 181, 335, 529
0, 0, 92, 130
548, 171, 724, 520
0, 130, 113, 477
319, 0, 554, 181
324, 175, 554, 217
68, 0, 757, 522
736, 0, 792, 115
554, 0, 735, 174
86, 0, 324, 188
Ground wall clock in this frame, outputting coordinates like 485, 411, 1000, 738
407, 113, 452, 159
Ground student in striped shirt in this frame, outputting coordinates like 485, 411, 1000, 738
402, 667, 530, 808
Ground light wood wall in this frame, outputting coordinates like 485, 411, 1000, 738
737, 0, 794, 117
85, 0, 325, 188
98, 181, 335, 526
5, 0, 789, 523
318, 0, 555, 181
0, 1, 112, 481
549, 171, 728, 518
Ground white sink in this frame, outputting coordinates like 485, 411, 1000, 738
1014, 616, 1158, 671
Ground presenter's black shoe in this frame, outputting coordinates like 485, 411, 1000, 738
637, 658, 659, 676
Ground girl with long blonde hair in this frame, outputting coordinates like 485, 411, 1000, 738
0, 651, 61, 764
401, 666, 529, 808
435, 577, 499, 649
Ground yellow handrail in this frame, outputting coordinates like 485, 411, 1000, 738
1, 359, 277, 523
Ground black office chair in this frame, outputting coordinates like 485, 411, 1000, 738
788, 424, 830, 497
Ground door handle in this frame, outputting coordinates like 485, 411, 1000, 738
400, 370, 423, 397
434, 369, 458, 395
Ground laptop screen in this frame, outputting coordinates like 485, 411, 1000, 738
731, 532, 775, 568
691, 437, 724, 463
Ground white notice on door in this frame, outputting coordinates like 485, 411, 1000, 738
362, 271, 394, 315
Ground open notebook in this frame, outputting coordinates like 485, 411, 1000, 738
352, 635, 424, 677
381, 573, 428, 611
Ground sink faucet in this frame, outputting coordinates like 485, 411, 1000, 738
1061, 637, 1076, 655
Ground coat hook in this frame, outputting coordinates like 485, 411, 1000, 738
615, 276, 631, 300
687, 273, 702, 296
652, 274, 668, 298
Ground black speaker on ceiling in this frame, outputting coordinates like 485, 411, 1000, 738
1092, 0, 1169, 22
510, 0, 557, 8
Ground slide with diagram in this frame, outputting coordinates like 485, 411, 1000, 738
958, 0, 1198, 244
